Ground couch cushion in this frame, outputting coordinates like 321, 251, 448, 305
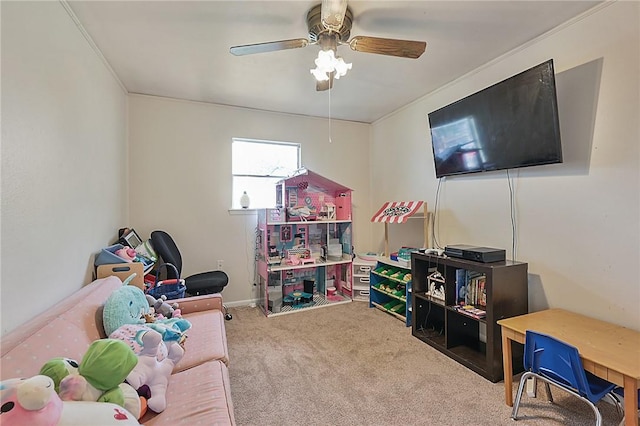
0, 276, 124, 381
173, 310, 229, 373
59, 276, 125, 341
1, 277, 122, 360
0, 318, 92, 380
141, 360, 235, 426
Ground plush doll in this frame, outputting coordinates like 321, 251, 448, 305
102, 279, 190, 412
55, 339, 146, 420
38, 358, 79, 393
145, 294, 181, 319
102, 279, 150, 337
103, 277, 190, 342
0, 375, 140, 425
108, 326, 184, 413
115, 247, 137, 262
119, 327, 184, 413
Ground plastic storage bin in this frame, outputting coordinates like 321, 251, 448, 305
94, 244, 127, 267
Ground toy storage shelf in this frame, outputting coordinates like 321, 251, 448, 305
411, 252, 528, 382
369, 257, 412, 326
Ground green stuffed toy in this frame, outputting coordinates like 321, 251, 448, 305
38, 357, 79, 393
55, 339, 146, 419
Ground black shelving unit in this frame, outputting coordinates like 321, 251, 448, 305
411, 252, 528, 382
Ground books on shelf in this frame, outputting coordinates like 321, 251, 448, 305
453, 304, 486, 319
455, 269, 486, 307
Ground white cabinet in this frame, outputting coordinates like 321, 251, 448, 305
352, 256, 376, 301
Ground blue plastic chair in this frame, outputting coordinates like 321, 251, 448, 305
511, 330, 617, 425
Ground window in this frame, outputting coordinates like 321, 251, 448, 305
232, 138, 300, 209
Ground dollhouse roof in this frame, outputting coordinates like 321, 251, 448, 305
371, 201, 424, 224
279, 168, 351, 193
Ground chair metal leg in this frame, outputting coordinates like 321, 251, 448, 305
607, 392, 623, 418
585, 399, 603, 426
544, 382, 553, 403
223, 304, 233, 320
512, 372, 535, 420
513, 373, 607, 426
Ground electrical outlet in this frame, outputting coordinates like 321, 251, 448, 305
217, 260, 224, 270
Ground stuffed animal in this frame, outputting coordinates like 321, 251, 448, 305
38, 358, 79, 393
103, 277, 190, 342
109, 326, 183, 413
103, 278, 152, 336
115, 247, 137, 262
54, 339, 146, 420
145, 294, 181, 319
0, 375, 140, 425
102, 278, 190, 413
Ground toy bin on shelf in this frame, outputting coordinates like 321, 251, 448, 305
94, 243, 127, 266
94, 243, 155, 275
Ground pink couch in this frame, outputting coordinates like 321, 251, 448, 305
0, 276, 235, 425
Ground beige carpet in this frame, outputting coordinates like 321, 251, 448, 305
225, 302, 622, 426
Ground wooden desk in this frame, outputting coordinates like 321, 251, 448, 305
498, 309, 640, 426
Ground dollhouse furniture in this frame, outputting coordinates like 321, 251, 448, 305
256, 169, 354, 316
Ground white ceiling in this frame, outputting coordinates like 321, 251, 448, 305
67, 1, 600, 123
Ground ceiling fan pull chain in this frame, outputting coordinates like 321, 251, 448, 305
328, 85, 332, 143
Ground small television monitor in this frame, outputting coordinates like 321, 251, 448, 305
428, 59, 563, 178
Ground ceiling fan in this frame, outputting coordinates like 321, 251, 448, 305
229, 0, 427, 91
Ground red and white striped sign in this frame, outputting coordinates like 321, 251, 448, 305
370, 201, 424, 223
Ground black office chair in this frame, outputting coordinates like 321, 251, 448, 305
150, 230, 232, 320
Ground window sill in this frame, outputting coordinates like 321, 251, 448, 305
228, 208, 258, 215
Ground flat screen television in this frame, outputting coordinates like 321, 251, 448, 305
428, 59, 562, 178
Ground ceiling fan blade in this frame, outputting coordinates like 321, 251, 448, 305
348, 36, 426, 59
316, 73, 334, 91
230, 38, 309, 56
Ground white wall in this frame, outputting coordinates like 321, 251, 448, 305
127, 95, 370, 305
0, 2, 128, 335
370, 2, 639, 330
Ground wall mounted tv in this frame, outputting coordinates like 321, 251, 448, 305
428, 59, 562, 178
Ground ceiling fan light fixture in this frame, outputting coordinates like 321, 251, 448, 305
310, 49, 351, 82
321, 0, 348, 31
333, 57, 352, 79
311, 67, 330, 82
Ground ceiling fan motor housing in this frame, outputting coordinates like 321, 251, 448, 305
307, 4, 352, 43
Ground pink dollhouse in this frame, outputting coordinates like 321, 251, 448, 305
256, 168, 354, 316
275, 168, 352, 222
